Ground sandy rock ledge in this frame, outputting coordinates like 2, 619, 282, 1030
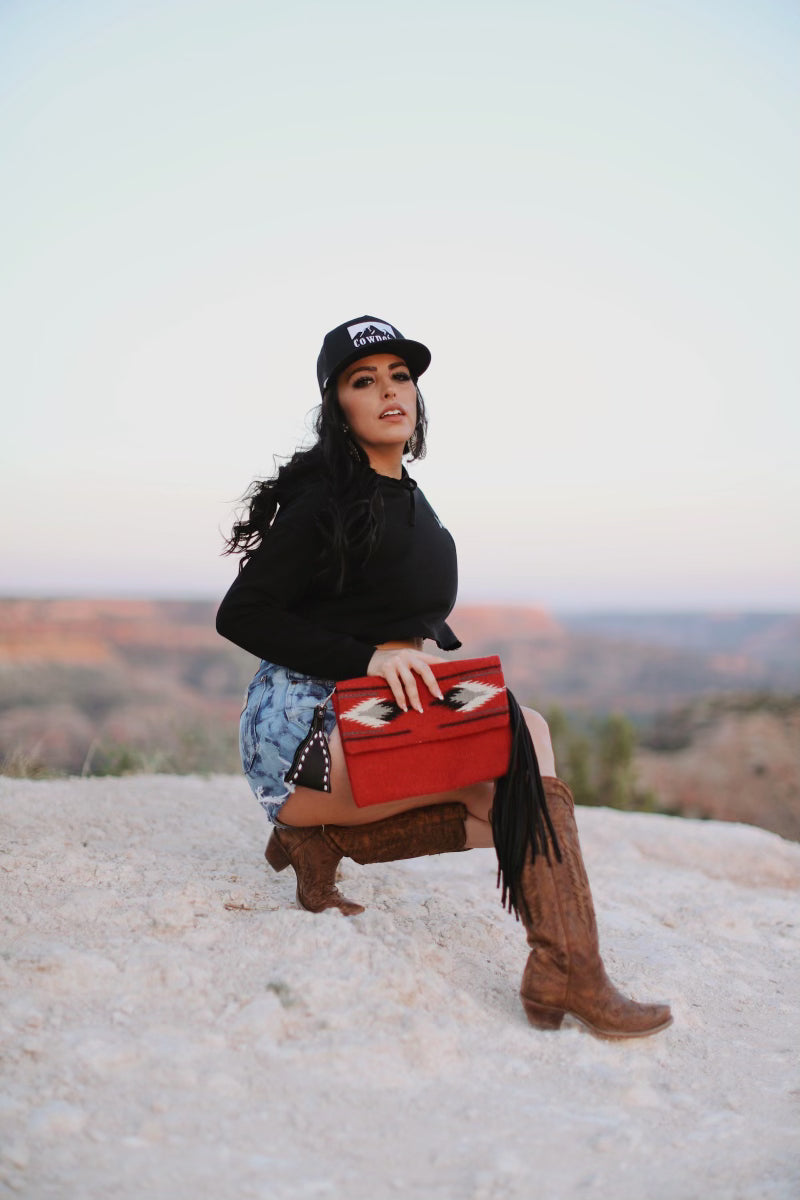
1, 774, 799, 1200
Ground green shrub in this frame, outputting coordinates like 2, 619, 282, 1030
545, 705, 664, 813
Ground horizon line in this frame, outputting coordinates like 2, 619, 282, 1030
0, 592, 797, 617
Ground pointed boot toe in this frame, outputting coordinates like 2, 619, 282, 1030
521, 957, 673, 1039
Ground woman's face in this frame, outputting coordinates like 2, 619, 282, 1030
336, 353, 418, 455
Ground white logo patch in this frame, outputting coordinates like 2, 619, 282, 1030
347, 320, 397, 348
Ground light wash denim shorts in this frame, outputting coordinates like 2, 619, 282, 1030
240, 660, 336, 826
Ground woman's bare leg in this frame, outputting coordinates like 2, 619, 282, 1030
278, 727, 493, 827
523, 706, 556, 777
278, 704, 555, 846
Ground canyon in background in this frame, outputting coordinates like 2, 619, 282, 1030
1, 598, 798, 840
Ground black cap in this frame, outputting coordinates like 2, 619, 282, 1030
316, 315, 431, 396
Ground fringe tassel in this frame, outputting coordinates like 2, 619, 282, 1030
491, 689, 561, 922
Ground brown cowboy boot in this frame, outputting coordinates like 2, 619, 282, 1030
519, 778, 672, 1039
265, 802, 468, 917
264, 826, 365, 916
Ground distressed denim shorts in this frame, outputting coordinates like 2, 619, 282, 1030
239, 660, 336, 826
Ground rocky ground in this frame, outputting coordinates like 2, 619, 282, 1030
1, 774, 799, 1199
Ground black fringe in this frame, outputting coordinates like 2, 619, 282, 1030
491, 689, 561, 922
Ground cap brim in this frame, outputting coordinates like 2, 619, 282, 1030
324, 338, 431, 391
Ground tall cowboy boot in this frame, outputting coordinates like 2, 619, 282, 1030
265, 802, 468, 917
519, 778, 672, 1039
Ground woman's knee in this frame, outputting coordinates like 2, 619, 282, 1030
523, 706, 550, 742
522, 707, 556, 774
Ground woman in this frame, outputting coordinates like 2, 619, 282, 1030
217, 314, 672, 1039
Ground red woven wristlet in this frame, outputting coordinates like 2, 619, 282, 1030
332, 656, 512, 807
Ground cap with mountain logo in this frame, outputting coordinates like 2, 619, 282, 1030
316, 315, 431, 395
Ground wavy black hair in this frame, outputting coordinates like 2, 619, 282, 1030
223, 384, 428, 594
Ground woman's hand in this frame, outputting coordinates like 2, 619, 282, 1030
366, 648, 446, 714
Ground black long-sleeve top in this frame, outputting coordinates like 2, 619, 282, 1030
216, 468, 461, 680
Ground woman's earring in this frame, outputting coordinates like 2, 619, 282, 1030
405, 387, 424, 458
342, 422, 361, 462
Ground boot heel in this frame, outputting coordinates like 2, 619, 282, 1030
521, 997, 565, 1030
265, 835, 290, 872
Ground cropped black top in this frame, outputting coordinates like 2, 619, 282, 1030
215, 469, 461, 680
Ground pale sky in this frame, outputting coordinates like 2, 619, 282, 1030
1, 0, 798, 609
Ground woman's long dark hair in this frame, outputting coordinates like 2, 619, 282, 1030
223, 383, 428, 594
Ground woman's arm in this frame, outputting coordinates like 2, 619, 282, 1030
217, 480, 451, 703
216, 487, 376, 680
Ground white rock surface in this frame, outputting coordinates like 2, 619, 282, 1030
1, 774, 799, 1200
